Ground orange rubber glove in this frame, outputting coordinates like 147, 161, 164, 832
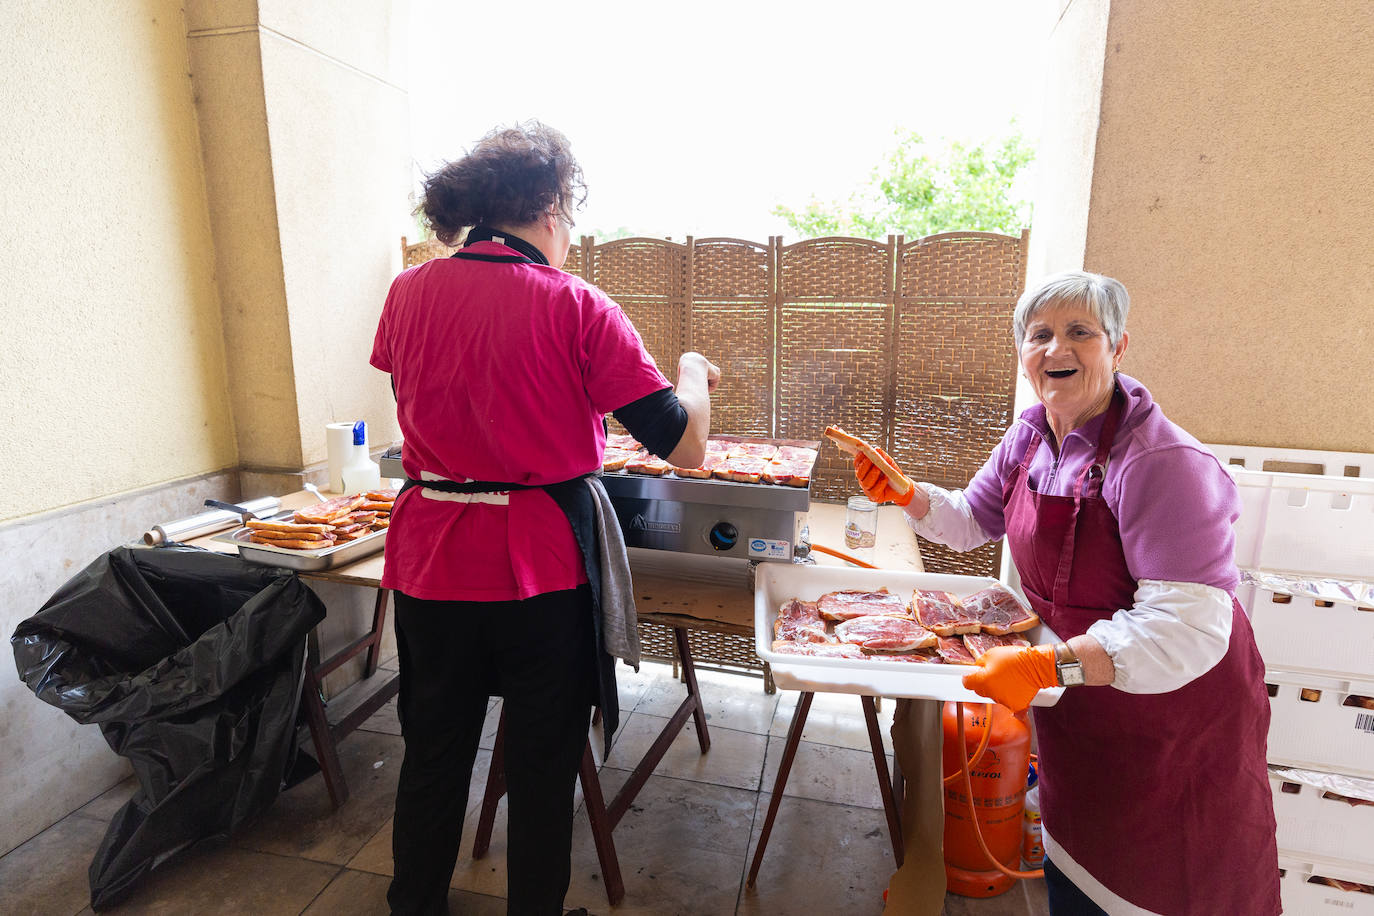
961, 645, 1058, 713
854, 448, 914, 507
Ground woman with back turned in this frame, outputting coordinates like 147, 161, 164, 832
372, 121, 719, 915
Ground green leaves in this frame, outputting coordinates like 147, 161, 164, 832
773, 127, 1034, 240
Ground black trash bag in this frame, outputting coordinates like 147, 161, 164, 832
10, 545, 326, 911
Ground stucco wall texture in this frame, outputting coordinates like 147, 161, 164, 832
186, 0, 411, 475
1084, 1, 1374, 452
0, 2, 237, 522
0, 0, 412, 860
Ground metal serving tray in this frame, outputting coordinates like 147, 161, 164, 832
211, 509, 387, 572
755, 563, 1064, 706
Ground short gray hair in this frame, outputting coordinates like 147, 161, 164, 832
1013, 271, 1130, 349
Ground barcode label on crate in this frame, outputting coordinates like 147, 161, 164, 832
1358, 712, 1374, 734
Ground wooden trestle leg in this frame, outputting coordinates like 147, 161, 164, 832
747, 691, 813, 887
578, 742, 625, 905
862, 694, 904, 866
749, 693, 906, 885
472, 625, 711, 906
471, 713, 506, 860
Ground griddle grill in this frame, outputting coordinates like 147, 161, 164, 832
381, 437, 818, 563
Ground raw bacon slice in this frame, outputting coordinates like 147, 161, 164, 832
705, 439, 731, 454
712, 455, 769, 483
963, 585, 1040, 635
627, 452, 672, 476
778, 462, 812, 487
774, 446, 818, 464
773, 598, 831, 643
672, 452, 726, 479
761, 458, 814, 487
605, 433, 641, 450
602, 447, 637, 471
935, 636, 977, 666
294, 495, 366, 524
835, 615, 937, 652
770, 640, 866, 658
866, 649, 944, 663
726, 442, 779, 461
963, 632, 1033, 661
913, 589, 980, 635
817, 588, 909, 622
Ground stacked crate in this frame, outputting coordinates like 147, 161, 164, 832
1210, 444, 1374, 913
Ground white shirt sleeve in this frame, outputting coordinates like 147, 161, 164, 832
1087, 579, 1234, 694
902, 483, 994, 552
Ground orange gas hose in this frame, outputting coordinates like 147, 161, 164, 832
809, 542, 879, 569
955, 701, 1045, 880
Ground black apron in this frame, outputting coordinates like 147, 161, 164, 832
397, 228, 624, 754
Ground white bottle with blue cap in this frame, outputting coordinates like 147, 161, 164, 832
340, 420, 382, 495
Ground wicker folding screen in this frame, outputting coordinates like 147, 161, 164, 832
586, 238, 689, 368
401, 236, 456, 269
890, 230, 1029, 577
395, 230, 1029, 578
775, 237, 897, 503
688, 238, 775, 436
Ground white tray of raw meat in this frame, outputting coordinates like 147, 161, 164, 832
754, 563, 1065, 706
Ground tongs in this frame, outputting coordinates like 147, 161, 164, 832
204, 498, 268, 524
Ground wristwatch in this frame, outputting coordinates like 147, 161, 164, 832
1053, 642, 1086, 687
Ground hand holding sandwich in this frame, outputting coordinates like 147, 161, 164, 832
824, 425, 929, 515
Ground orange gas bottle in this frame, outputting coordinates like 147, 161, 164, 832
942, 701, 1031, 898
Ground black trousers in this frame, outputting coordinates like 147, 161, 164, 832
1044, 857, 1109, 916
386, 586, 599, 916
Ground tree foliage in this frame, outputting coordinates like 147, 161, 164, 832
773, 128, 1034, 240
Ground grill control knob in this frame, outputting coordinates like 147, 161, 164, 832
708, 522, 738, 551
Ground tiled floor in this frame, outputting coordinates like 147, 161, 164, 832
0, 659, 1049, 916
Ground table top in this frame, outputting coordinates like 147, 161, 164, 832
191, 493, 923, 631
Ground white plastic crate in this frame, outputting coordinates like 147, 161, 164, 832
1240, 583, 1374, 681
1210, 443, 1374, 479
1229, 468, 1374, 580
1266, 671, 1374, 779
1270, 770, 1374, 867
1206, 442, 1374, 581
1279, 855, 1374, 915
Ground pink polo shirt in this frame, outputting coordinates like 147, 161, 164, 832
370, 241, 671, 601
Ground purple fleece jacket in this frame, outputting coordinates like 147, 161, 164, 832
963, 373, 1241, 592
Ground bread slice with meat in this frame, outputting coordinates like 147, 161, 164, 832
823, 426, 914, 498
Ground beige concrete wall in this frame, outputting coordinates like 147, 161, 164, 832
1024, 0, 1111, 283
0, 0, 238, 857
1083, 1, 1374, 452
0, 0, 412, 861
187, 0, 410, 478
185, 22, 301, 471
257, 6, 411, 466
0, 1, 237, 523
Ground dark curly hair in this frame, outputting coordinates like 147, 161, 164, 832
418, 120, 586, 246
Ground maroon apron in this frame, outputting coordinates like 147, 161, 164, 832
1003, 389, 1279, 915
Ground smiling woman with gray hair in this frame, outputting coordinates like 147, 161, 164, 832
853, 270, 1279, 915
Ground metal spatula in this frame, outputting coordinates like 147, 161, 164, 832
204, 499, 266, 524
